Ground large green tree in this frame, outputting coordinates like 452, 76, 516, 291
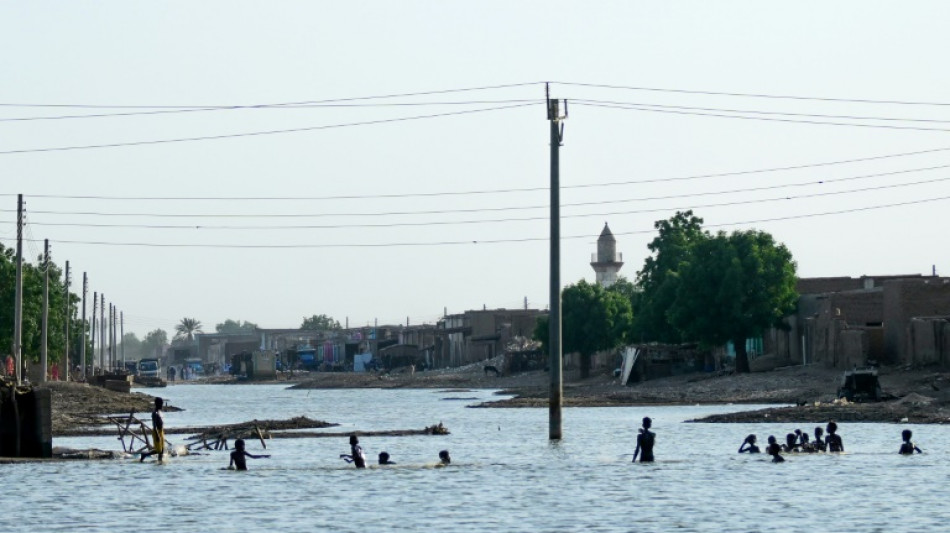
633, 211, 706, 343
216, 319, 258, 334
667, 229, 798, 373
534, 280, 633, 378
0, 243, 82, 366
174, 318, 203, 342
301, 314, 341, 331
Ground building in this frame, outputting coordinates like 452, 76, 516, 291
590, 223, 624, 287
764, 275, 950, 369
434, 308, 547, 369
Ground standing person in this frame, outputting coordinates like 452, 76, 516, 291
228, 438, 270, 470
340, 434, 366, 468
140, 397, 166, 463
632, 416, 656, 463
898, 429, 923, 455
826, 421, 844, 452
167, 366, 176, 382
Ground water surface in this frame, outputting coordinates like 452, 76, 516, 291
12, 384, 949, 532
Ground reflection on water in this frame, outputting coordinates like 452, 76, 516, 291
11, 384, 950, 532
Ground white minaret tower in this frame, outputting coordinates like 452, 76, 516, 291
590, 222, 623, 287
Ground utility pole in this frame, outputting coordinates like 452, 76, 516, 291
64, 261, 70, 381
14, 194, 24, 384
120, 311, 125, 365
41, 239, 49, 383
81, 273, 87, 380
547, 84, 567, 441
99, 294, 104, 372
91, 291, 97, 374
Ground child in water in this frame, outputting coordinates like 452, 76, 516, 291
898, 429, 922, 455
632, 417, 656, 463
766, 435, 785, 463
812, 426, 826, 452
228, 438, 270, 470
438, 450, 451, 465
738, 434, 760, 453
826, 421, 844, 452
378, 452, 396, 465
340, 434, 367, 468
139, 397, 166, 463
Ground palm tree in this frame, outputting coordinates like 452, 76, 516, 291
175, 317, 204, 342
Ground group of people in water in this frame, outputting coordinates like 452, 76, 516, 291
735, 420, 922, 463
339, 434, 451, 469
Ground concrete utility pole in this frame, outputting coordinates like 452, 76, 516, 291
120, 311, 125, 365
547, 84, 567, 441
64, 261, 70, 381
91, 291, 97, 374
14, 194, 24, 385
81, 273, 87, 380
99, 294, 104, 371
41, 239, 49, 383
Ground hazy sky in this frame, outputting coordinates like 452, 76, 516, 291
3, 2, 950, 338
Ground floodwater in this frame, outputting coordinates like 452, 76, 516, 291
11, 383, 950, 532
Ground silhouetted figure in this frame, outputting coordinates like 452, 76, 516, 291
783, 433, 800, 453
228, 438, 270, 470
378, 452, 396, 465
140, 397, 166, 463
812, 426, 826, 452
632, 417, 655, 463
826, 421, 844, 452
899, 429, 922, 455
738, 434, 760, 453
340, 434, 366, 468
438, 450, 451, 465
767, 435, 785, 463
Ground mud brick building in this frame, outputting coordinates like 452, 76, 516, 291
765, 275, 950, 369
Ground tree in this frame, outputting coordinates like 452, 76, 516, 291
300, 314, 341, 331
667, 229, 798, 373
120, 332, 143, 360
633, 211, 706, 343
534, 280, 633, 378
215, 319, 258, 334
142, 329, 168, 358
174, 317, 203, 342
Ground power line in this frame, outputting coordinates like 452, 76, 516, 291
0, 99, 542, 123
24, 194, 950, 248
554, 81, 950, 107
9, 145, 950, 201
12, 163, 950, 220
0, 103, 539, 155
12, 175, 950, 231
0, 81, 543, 109
575, 101, 950, 133
572, 98, 950, 125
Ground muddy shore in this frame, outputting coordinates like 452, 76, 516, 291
41, 361, 950, 436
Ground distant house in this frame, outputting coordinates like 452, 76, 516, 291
434, 308, 547, 369
765, 275, 950, 369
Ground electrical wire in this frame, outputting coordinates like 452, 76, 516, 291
9, 145, 950, 202
574, 101, 950, 133
0, 99, 542, 122
572, 98, 950, 125
12, 163, 950, 220
0, 81, 544, 109
0, 102, 540, 155
23, 194, 950, 249
12, 175, 950, 231
553, 81, 950, 107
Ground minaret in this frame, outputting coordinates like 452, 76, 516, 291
590, 222, 623, 287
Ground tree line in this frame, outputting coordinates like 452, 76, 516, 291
535, 211, 799, 375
